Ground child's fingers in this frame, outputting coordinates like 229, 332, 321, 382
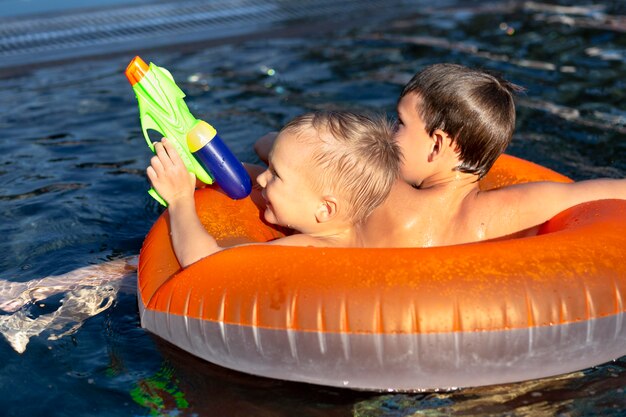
150, 153, 165, 174
153, 141, 174, 169
146, 166, 157, 181
161, 138, 185, 167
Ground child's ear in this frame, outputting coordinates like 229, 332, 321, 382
428, 129, 453, 162
315, 196, 338, 223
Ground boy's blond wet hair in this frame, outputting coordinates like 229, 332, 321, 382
281, 111, 400, 224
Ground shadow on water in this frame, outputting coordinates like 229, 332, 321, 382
134, 338, 626, 416
0, 0, 624, 416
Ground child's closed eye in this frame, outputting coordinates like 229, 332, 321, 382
393, 119, 404, 131
269, 166, 280, 179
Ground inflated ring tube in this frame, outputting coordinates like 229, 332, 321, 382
138, 154, 626, 391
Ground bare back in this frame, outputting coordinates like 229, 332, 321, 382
362, 178, 625, 248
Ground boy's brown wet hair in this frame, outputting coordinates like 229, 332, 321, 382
400, 63, 524, 179
282, 111, 400, 223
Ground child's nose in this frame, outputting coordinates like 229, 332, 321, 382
256, 170, 268, 187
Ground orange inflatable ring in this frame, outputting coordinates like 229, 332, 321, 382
138, 154, 626, 391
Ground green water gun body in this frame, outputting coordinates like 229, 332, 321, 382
126, 56, 251, 205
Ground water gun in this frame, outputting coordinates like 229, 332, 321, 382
125, 56, 251, 206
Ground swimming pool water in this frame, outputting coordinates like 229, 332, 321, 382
0, 0, 624, 416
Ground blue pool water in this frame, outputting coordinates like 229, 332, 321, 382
0, 0, 625, 416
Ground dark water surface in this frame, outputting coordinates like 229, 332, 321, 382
0, 0, 625, 416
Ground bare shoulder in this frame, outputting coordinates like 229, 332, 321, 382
469, 184, 538, 238
476, 180, 578, 206
475, 183, 529, 207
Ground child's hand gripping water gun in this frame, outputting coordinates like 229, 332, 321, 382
125, 56, 252, 205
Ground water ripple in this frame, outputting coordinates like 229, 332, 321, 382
517, 97, 626, 135
0, 183, 86, 201
524, 1, 607, 17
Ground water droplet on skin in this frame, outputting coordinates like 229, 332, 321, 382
478, 223, 486, 240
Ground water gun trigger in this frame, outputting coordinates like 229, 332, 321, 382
138, 112, 162, 152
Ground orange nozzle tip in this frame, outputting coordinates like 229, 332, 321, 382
125, 56, 150, 85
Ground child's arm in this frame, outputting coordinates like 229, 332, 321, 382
243, 163, 266, 183
492, 178, 626, 231
253, 131, 278, 164
147, 137, 337, 266
147, 138, 223, 267
0, 256, 138, 313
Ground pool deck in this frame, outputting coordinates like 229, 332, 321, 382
0, 0, 414, 75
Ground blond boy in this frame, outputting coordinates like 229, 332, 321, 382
148, 110, 400, 267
